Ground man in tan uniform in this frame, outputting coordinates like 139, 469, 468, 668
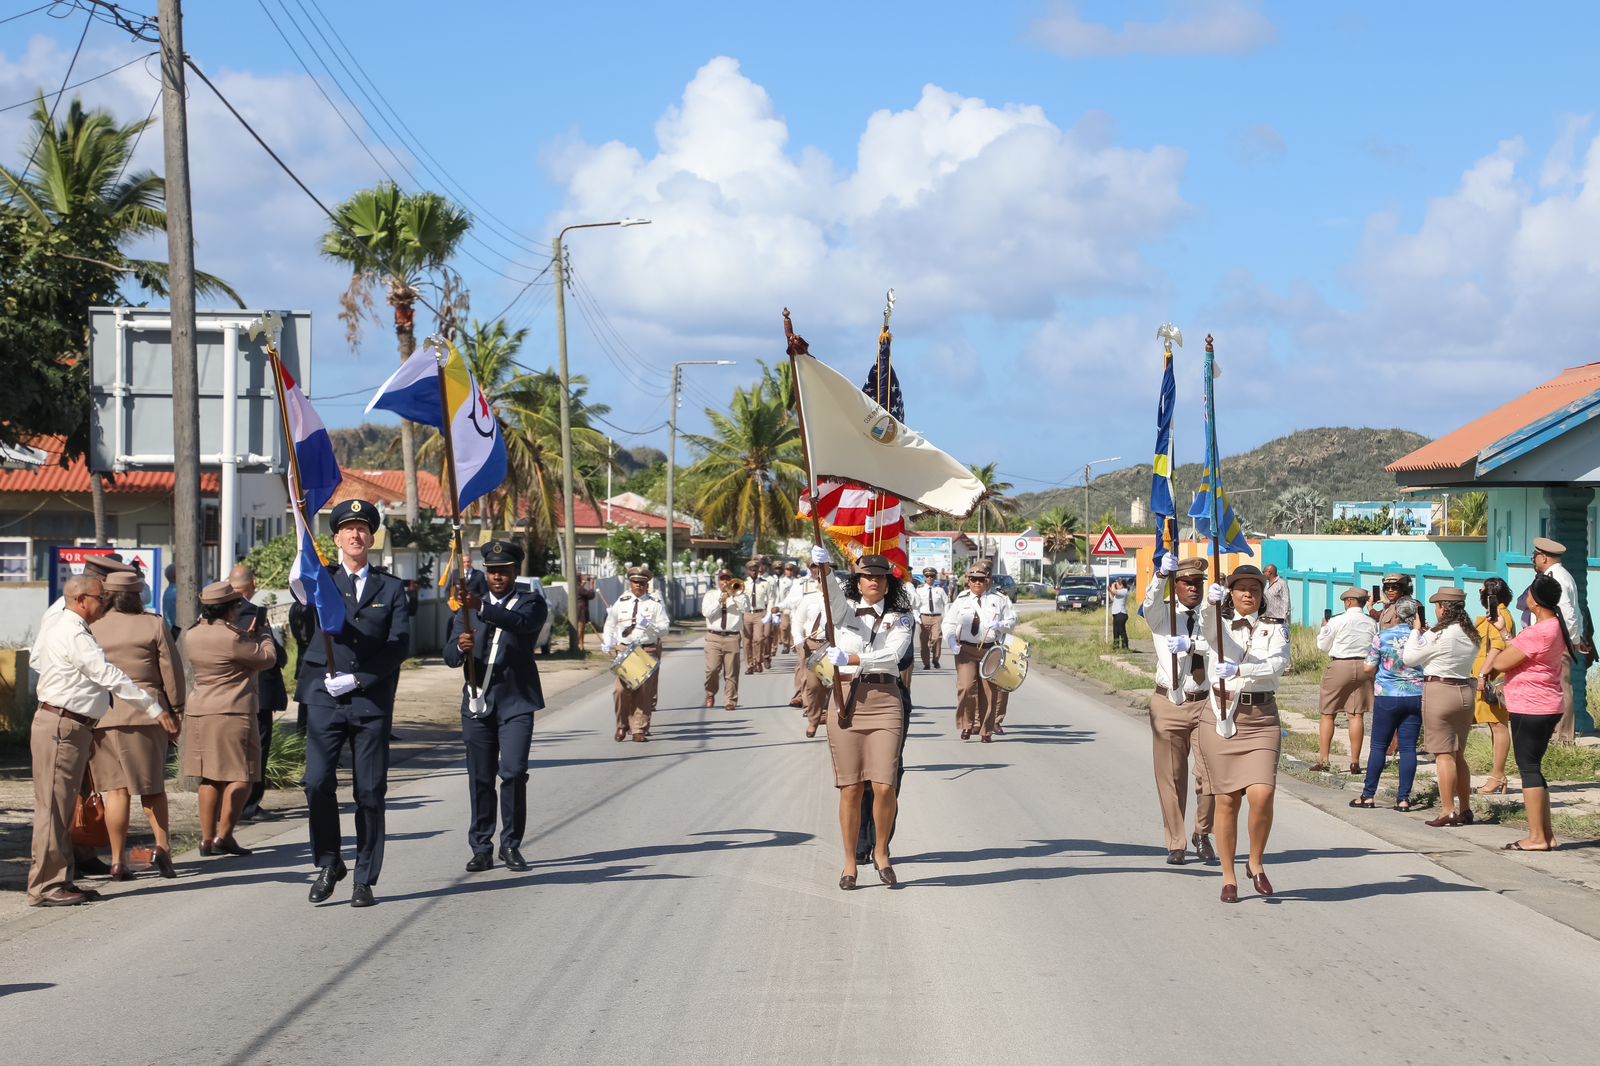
914, 567, 949, 669
741, 560, 771, 674
1141, 556, 1216, 864
602, 567, 669, 742
790, 559, 834, 737
940, 561, 1017, 742
701, 569, 746, 711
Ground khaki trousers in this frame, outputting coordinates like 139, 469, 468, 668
1557, 650, 1576, 744
1149, 692, 1215, 851
955, 641, 1000, 736
778, 610, 793, 653
742, 612, 766, 670
799, 637, 828, 726
919, 614, 943, 667
614, 647, 660, 735
28, 710, 95, 900
704, 631, 741, 703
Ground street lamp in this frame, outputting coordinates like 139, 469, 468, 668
1082, 456, 1121, 561
551, 217, 650, 651
664, 359, 736, 623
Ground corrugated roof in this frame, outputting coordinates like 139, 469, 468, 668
1388, 363, 1600, 474
0, 436, 219, 495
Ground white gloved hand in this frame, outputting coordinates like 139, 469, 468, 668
1215, 661, 1240, 681
1158, 554, 1178, 576
637, 616, 655, 631
1208, 583, 1227, 604
988, 624, 1005, 641
1165, 635, 1193, 655
824, 645, 851, 667
766, 613, 781, 627
600, 640, 615, 656
324, 672, 358, 697
946, 635, 961, 655
810, 545, 830, 567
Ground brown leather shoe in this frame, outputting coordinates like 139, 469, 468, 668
725, 702, 737, 711
1307, 762, 1330, 773
981, 734, 993, 743
705, 695, 715, 708
1220, 883, 1238, 904
632, 731, 647, 742
199, 839, 216, 857
805, 725, 818, 738
155, 847, 176, 879
877, 865, 899, 889
839, 873, 857, 891
1192, 833, 1218, 864
30, 886, 87, 907
1425, 812, 1461, 828
614, 727, 626, 743
1166, 850, 1186, 865
960, 729, 971, 740
213, 836, 253, 857
788, 697, 803, 708
108, 862, 135, 882
1249, 867, 1274, 897
994, 726, 1006, 735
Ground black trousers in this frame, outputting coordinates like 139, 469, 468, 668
1510, 711, 1561, 789
303, 705, 391, 885
461, 711, 534, 853
857, 681, 914, 858
1112, 612, 1129, 648
245, 709, 275, 812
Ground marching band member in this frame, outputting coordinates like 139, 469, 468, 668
940, 561, 1017, 742
602, 567, 669, 743
791, 560, 832, 736
776, 561, 800, 656
701, 570, 747, 711
444, 541, 546, 873
1141, 555, 1216, 865
815, 549, 913, 890
742, 560, 771, 675
758, 557, 783, 669
781, 566, 812, 707
915, 566, 949, 670
1196, 564, 1290, 904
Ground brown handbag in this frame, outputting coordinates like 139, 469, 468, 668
71, 769, 110, 849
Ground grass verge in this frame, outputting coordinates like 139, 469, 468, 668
265, 725, 307, 789
1024, 610, 1154, 693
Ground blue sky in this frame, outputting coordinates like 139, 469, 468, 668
5, 1, 1599, 497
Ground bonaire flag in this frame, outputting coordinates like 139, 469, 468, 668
365, 343, 508, 510
275, 360, 345, 635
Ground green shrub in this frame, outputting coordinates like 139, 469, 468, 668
1288, 624, 1329, 676
265, 725, 307, 789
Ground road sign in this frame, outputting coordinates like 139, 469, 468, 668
1001, 535, 1044, 561
1091, 526, 1125, 557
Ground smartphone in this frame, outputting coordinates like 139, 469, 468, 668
1323, 608, 1333, 622
1370, 584, 1381, 602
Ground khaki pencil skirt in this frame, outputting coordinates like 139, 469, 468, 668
1318, 659, 1372, 717
826, 678, 904, 787
1422, 679, 1474, 754
181, 714, 261, 783
89, 725, 170, 795
1195, 699, 1281, 794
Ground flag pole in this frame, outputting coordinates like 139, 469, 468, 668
261, 332, 338, 676
784, 308, 846, 716
1163, 338, 1180, 699
1204, 333, 1229, 716
431, 341, 478, 694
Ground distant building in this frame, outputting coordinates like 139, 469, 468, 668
1330, 500, 1438, 533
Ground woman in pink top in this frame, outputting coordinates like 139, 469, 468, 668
1483, 574, 1572, 851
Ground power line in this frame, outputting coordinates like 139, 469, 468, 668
8, 4, 92, 197
0, 3, 60, 27
0, 49, 158, 113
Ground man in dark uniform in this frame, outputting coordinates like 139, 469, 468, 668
297, 498, 411, 908
444, 541, 546, 873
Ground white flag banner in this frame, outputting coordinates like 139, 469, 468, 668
793, 353, 983, 519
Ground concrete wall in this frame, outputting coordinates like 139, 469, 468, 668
0, 584, 52, 645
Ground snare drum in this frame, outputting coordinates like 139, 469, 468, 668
613, 644, 659, 691
979, 633, 1031, 692
808, 648, 836, 688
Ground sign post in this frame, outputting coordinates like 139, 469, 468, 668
1090, 525, 1125, 643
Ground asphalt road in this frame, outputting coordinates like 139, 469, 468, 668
4, 632, 1598, 1065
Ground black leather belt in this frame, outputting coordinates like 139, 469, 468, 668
1234, 691, 1276, 706
1153, 684, 1203, 700
1424, 675, 1470, 686
1331, 656, 1364, 661
853, 673, 901, 686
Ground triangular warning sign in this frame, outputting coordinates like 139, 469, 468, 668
1090, 526, 1125, 556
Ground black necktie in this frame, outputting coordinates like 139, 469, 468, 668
718, 596, 727, 629
969, 596, 980, 637
623, 600, 638, 638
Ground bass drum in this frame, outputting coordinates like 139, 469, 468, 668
613, 644, 660, 691
979, 633, 1031, 692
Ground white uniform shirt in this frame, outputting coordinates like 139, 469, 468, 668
1545, 562, 1586, 642
744, 576, 771, 612
1140, 576, 1211, 695
31, 609, 160, 720
603, 592, 669, 649
941, 589, 1017, 644
1197, 605, 1290, 694
780, 577, 808, 612
701, 589, 748, 634
822, 579, 912, 676
915, 584, 949, 616
761, 574, 781, 612
775, 575, 796, 608
1402, 625, 1479, 679
1318, 607, 1379, 659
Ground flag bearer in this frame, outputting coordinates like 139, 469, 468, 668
1142, 555, 1217, 865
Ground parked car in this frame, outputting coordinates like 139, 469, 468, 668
1020, 581, 1054, 597
1056, 578, 1103, 612
991, 574, 1019, 602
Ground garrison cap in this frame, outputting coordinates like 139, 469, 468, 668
103, 571, 144, 593
200, 580, 242, 606
855, 554, 893, 576
1225, 564, 1266, 590
1533, 537, 1567, 556
1339, 587, 1369, 602
481, 540, 523, 568
1429, 586, 1466, 604
330, 498, 380, 532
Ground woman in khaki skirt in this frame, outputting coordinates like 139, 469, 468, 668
812, 549, 913, 891
181, 581, 278, 856
1197, 565, 1290, 904
89, 570, 185, 880
1402, 587, 1480, 827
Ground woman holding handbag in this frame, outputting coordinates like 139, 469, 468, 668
1472, 578, 1516, 794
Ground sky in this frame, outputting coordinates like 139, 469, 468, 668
4, 0, 1600, 498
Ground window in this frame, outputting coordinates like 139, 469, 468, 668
0, 538, 28, 581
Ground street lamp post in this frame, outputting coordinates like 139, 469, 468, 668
1082, 456, 1121, 563
551, 217, 649, 651
664, 359, 735, 623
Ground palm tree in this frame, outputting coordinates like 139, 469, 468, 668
1267, 486, 1327, 533
683, 375, 805, 550
1037, 506, 1082, 563
962, 462, 1019, 553
1448, 491, 1488, 537
321, 182, 471, 525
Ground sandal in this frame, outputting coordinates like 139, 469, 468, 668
1348, 796, 1375, 809
1477, 776, 1508, 795
1395, 800, 1413, 812
1503, 841, 1556, 852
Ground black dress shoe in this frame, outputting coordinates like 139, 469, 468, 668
350, 882, 376, 908
308, 861, 348, 903
498, 847, 529, 872
1165, 849, 1186, 865
213, 837, 253, 857
465, 852, 493, 872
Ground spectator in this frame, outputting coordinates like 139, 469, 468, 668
1109, 580, 1130, 650
1261, 564, 1292, 638
1352, 597, 1425, 812
1372, 572, 1413, 629
88, 571, 186, 880
229, 565, 287, 823
1528, 537, 1591, 744
287, 600, 317, 733
26, 575, 176, 906
1484, 573, 1572, 851
1473, 578, 1516, 794
404, 579, 420, 619
1403, 588, 1481, 828
181, 581, 279, 858
1313, 588, 1377, 774
161, 563, 179, 638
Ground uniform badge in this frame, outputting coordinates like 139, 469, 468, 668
351, 501, 362, 512
895, 615, 913, 629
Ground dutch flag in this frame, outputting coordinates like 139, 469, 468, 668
277, 361, 346, 636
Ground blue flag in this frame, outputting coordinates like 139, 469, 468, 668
1186, 344, 1253, 557
1150, 349, 1177, 571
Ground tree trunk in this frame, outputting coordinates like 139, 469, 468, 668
394, 299, 421, 527
91, 472, 108, 546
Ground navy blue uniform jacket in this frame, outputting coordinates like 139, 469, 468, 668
294, 565, 411, 718
443, 591, 546, 718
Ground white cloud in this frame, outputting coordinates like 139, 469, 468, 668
1028, 1, 1277, 59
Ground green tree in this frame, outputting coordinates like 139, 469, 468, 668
321, 181, 471, 527
596, 524, 666, 575
240, 532, 338, 589
1267, 486, 1328, 533
1037, 506, 1082, 562
1447, 492, 1488, 536
682, 373, 804, 550
963, 462, 1018, 534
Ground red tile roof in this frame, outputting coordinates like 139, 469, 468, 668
0, 436, 219, 495
325, 469, 447, 513
1387, 363, 1600, 474
569, 499, 690, 532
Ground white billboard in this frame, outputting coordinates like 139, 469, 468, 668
1000, 535, 1044, 561
908, 536, 952, 573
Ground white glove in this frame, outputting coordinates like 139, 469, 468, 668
637, 616, 656, 631
766, 613, 781, 627
988, 623, 1005, 641
1158, 554, 1178, 576
1208, 583, 1227, 604
810, 545, 830, 566
600, 640, 615, 656
946, 635, 961, 655
1215, 661, 1240, 681
824, 645, 850, 667
1165, 635, 1192, 655
324, 672, 358, 697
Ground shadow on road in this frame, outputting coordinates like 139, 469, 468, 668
0, 982, 56, 998
530, 828, 813, 869
375, 864, 687, 903
1271, 873, 1484, 903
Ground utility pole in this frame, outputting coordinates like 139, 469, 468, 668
663, 359, 734, 623
160, 0, 201, 626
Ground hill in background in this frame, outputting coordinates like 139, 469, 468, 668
1013, 427, 1433, 528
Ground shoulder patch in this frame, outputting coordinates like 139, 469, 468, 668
895, 614, 913, 629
